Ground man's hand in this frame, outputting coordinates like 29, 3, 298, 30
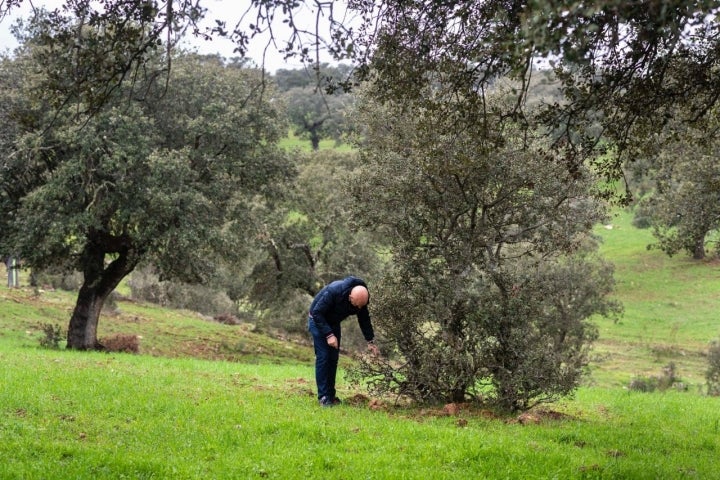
367, 341, 380, 356
326, 334, 339, 349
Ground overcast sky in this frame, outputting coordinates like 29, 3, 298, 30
0, 0, 345, 72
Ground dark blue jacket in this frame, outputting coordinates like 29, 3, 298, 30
309, 276, 374, 341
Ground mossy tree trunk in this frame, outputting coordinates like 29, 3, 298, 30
67, 233, 139, 350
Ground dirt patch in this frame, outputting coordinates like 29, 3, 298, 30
285, 377, 314, 397
510, 408, 573, 425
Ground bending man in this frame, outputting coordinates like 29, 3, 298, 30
308, 276, 379, 407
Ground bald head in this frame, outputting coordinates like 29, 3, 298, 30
349, 285, 369, 308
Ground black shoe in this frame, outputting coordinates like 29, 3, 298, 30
319, 396, 335, 407
331, 397, 342, 405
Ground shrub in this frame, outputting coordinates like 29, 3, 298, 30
349, 256, 621, 411
128, 267, 238, 317
30, 268, 83, 291
631, 198, 654, 230
706, 340, 720, 396
101, 334, 140, 354
103, 291, 120, 315
127, 267, 166, 304
38, 323, 64, 349
628, 376, 657, 393
629, 363, 685, 393
214, 313, 242, 325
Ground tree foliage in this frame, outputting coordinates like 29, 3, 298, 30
4, 1, 720, 188
0, 19, 291, 349
350, 0, 720, 197
245, 150, 386, 340
4, 0, 209, 117
634, 118, 720, 260
349, 85, 621, 410
273, 64, 354, 92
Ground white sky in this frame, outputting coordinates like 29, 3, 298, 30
0, 0, 346, 72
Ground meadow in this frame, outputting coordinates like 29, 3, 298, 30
277, 130, 354, 152
1, 208, 719, 479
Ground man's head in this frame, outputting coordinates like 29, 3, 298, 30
349, 285, 369, 308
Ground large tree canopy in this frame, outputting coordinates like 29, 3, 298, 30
4, 1, 720, 186
0, 19, 291, 349
350, 0, 720, 199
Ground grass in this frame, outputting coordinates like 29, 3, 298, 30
277, 129, 353, 152
597, 211, 720, 345
1, 343, 718, 479
0, 287, 313, 365
2, 207, 720, 478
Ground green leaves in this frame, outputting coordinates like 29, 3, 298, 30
0, 24, 291, 286
636, 119, 720, 260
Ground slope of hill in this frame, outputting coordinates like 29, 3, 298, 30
2, 209, 720, 479
590, 209, 720, 389
0, 286, 313, 366
1, 207, 718, 391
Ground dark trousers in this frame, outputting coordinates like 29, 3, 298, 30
308, 318, 341, 400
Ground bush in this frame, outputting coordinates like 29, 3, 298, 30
706, 341, 720, 396
128, 267, 239, 317
103, 291, 121, 315
127, 267, 166, 304
629, 362, 685, 393
628, 376, 657, 393
38, 323, 64, 349
631, 198, 654, 230
349, 256, 621, 411
214, 313, 242, 325
100, 334, 140, 354
30, 268, 83, 291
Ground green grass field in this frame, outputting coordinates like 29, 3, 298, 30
1, 207, 720, 479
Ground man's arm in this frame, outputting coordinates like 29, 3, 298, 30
357, 307, 374, 342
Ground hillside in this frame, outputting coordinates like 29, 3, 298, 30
590, 209, 720, 390
0, 286, 314, 366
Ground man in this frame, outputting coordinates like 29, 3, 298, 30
308, 276, 380, 407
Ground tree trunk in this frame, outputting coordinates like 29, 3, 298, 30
67, 285, 107, 350
67, 236, 138, 350
310, 130, 320, 151
693, 234, 706, 260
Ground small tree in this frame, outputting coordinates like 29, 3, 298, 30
350, 85, 621, 411
639, 131, 720, 260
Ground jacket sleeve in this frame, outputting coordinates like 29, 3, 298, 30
357, 307, 374, 342
309, 289, 335, 338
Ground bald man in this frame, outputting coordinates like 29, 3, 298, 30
308, 276, 379, 407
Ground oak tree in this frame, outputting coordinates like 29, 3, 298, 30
0, 23, 291, 349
